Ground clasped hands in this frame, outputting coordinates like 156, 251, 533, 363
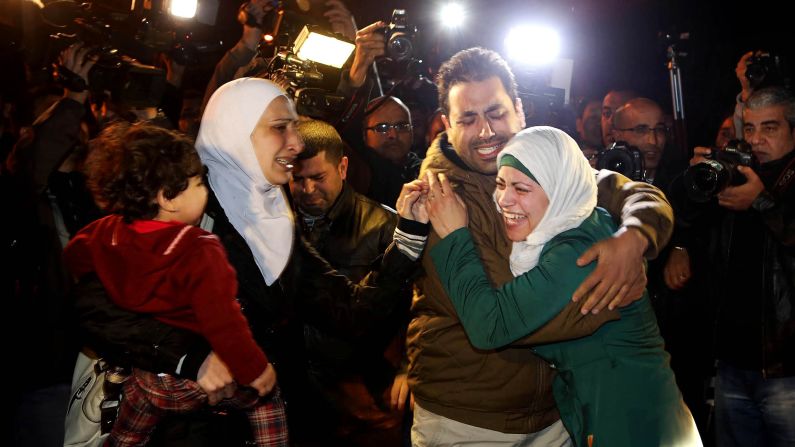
396, 171, 468, 238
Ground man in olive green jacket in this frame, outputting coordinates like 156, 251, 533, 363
404, 47, 674, 446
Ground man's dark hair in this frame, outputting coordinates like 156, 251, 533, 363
296, 119, 344, 164
747, 86, 795, 129
576, 96, 601, 119
84, 121, 203, 222
435, 47, 518, 115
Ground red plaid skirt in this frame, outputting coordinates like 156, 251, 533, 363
107, 368, 288, 446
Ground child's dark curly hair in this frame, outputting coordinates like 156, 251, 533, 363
84, 122, 204, 222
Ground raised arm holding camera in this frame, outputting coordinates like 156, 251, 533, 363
732, 50, 789, 140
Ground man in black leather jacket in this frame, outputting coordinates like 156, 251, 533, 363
289, 118, 409, 445
672, 86, 795, 447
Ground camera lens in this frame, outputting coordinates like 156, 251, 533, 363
746, 62, 768, 88
683, 160, 730, 202
388, 33, 413, 61
596, 149, 633, 178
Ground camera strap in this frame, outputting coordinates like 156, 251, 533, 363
772, 154, 795, 196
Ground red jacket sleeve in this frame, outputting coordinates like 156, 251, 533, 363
182, 236, 269, 384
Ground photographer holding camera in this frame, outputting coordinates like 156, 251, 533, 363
731, 50, 790, 139
673, 49, 783, 294
671, 86, 795, 446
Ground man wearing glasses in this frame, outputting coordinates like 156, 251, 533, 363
612, 98, 669, 184
360, 95, 423, 206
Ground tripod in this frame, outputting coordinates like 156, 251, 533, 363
666, 36, 689, 159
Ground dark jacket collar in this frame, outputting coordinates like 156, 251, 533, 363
326, 181, 355, 223
436, 131, 478, 173
423, 132, 497, 192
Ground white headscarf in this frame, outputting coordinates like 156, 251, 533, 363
496, 126, 597, 276
196, 78, 294, 286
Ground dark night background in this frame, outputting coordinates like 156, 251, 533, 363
342, 0, 795, 149
3, 0, 794, 149
202, 0, 795, 149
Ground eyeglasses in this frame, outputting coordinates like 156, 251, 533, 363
615, 125, 669, 138
366, 122, 413, 134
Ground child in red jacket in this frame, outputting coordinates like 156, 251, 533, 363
64, 122, 287, 446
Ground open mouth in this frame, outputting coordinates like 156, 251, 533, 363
501, 210, 527, 223
474, 141, 506, 159
275, 157, 295, 170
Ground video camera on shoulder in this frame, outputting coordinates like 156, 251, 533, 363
43, 0, 222, 107
595, 141, 645, 181
682, 139, 756, 202
265, 25, 354, 121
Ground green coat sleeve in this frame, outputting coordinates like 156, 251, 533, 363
431, 228, 598, 350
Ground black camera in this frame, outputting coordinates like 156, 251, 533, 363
595, 141, 646, 181
745, 51, 789, 90
381, 9, 418, 63
682, 139, 756, 202
293, 88, 347, 120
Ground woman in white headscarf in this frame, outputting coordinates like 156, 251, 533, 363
425, 126, 701, 446
193, 77, 422, 440
197, 77, 300, 288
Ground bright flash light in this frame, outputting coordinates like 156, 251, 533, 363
504, 25, 561, 66
439, 3, 465, 28
169, 0, 198, 19
294, 27, 355, 69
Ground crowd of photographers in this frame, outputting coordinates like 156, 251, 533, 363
2, 0, 794, 446
576, 53, 795, 447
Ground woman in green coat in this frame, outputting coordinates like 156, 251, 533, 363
423, 126, 701, 447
